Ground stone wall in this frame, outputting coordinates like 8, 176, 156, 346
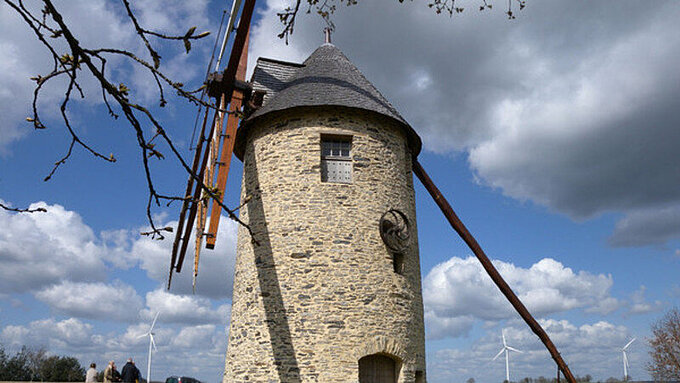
223, 107, 426, 383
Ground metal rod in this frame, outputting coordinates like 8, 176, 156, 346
412, 158, 577, 383
215, 0, 243, 72
168, 105, 212, 289
176, 107, 220, 273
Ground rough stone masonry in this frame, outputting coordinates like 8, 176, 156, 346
223, 43, 427, 383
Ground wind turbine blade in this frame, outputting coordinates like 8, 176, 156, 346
493, 348, 505, 361
506, 346, 523, 353
137, 333, 148, 339
149, 311, 161, 331
623, 338, 636, 350
150, 334, 157, 351
502, 330, 507, 347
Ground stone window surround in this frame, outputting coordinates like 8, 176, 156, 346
320, 133, 353, 183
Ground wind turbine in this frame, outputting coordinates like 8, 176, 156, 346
139, 312, 160, 383
493, 329, 523, 382
622, 338, 636, 381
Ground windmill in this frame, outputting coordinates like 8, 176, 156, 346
139, 312, 160, 383
165, 0, 579, 381
493, 329, 523, 383
622, 337, 636, 381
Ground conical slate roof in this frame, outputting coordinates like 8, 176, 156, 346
239, 43, 421, 157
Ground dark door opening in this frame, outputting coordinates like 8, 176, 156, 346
359, 354, 397, 383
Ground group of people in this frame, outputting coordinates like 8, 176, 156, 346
85, 358, 142, 383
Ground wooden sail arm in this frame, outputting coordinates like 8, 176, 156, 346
412, 158, 577, 383
168, 0, 256, 283
167, 106, 212, 288
206, 32, 250, 249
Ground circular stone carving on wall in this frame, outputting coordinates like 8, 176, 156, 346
379, 209, 411, 253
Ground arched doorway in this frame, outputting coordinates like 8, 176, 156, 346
359, 354, 398, 383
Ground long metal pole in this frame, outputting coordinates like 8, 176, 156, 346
505, 349, 510, 382
215, 0, 243, 71
146, 336, 152, 383
412, 159, 577, 383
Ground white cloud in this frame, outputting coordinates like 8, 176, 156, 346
35, 281, 144, 322
0, 318, 98, 351
626, 285, 663, 316
423, 256, 620, 339
0, 315, 228, 382
171, 324, 217, 349
0, 199, 237, 298
140, 289, 231, 325
430, 319, 636, 383
0, 201, 107, 293
130, 218, 238, 299
248, 0, 680, 247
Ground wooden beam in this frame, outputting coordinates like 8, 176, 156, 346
205, 32, 249, 249
170, 0, 257, 276
175, 104, 220, 273
168, 105, 211, 289
412, 158, 577, 383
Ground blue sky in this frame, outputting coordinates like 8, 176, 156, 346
1, 0, 679, 382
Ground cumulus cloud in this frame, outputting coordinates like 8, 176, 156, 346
108, 321, 227, 380
0, 201, 107, 293
430, 319, 636, 383
609, 205, 680, 247
0, 318, 98, 351
626, 285, 663, 316
140, 289, 231, 325
0, 199, 237, 298
423, 256, 620, 339
130, 218, 238, 299
248, 0, 680, 247
171, 324, 217, 348
35, 281, 144, 322
0, 316, 228, 381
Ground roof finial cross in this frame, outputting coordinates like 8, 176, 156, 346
324, 27, 332, 44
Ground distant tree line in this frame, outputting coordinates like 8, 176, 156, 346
0, 345, 85, 382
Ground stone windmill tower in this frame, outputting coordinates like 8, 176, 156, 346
223, 40, 426, 383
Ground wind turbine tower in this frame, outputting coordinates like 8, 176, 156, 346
622, 338, 636, 381
493, 329, 523, 382
139, 312, 160, 383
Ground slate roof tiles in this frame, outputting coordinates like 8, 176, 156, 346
243, 43, 422, 156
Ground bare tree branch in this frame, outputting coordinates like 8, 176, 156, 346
0, 202, 47, 213
5, 0, 253, 240
5, 0, 526, 239
276, 0, 526, 43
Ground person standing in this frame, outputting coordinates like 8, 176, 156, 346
112, 362, 121, 382
120, 358, 140, 383
85, 363, 98, 383
103, 361, 115, 383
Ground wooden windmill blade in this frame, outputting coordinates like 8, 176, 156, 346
192, 93, 226, 289
168, 0, 256, 286
205, 31, 249, 249
168, 100, 215, 288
